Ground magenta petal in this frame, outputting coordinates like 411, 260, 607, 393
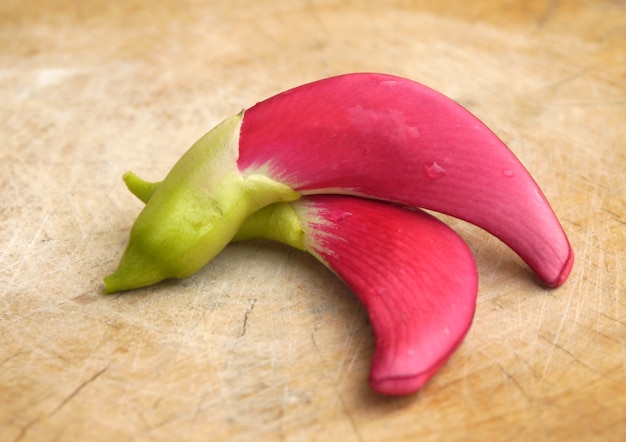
239, 73, 573, 287
295, 195, 478, 395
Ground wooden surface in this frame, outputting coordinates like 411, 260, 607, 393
1, 0, 625, 440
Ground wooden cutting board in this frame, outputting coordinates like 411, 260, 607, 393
1, 0, 624, 440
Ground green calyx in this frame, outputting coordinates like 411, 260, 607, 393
122, 172, 307, 251
233, 202, 306, 251
104, 113, 300, 293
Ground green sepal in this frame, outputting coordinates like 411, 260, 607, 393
104, 113, 299, 293
233, 202, 306, 251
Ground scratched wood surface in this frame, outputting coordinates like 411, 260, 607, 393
1, 0, 625, 440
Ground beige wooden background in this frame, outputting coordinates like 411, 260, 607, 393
1, 0, 624, 440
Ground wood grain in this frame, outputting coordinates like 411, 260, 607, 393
1, 0, 624, 440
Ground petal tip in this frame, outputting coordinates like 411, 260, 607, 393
548, 246, 575, 288
369, 372, 430, 396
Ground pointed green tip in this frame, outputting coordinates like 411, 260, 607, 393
102, 272, 128, 294
103, 258, 169, 294
104, 249, 172, 293
123, 171, 161, 203
102, 230, 179, 294
102, 271, 159, 294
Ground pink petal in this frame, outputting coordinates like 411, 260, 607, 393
239, 73, 573, 287
294, 195, 478, 395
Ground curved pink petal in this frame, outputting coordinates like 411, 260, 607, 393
239, 73, 573, 287
291, 195, 478, 395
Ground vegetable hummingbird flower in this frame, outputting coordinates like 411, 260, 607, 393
104, 72, 573, 394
